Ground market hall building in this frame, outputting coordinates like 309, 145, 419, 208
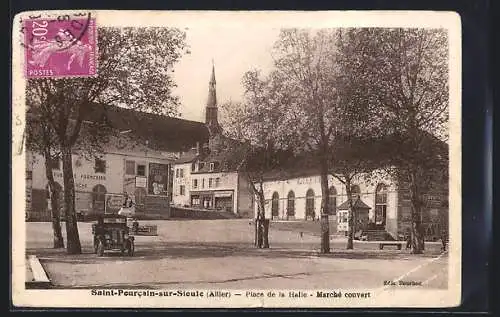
255, 145, 449, 242
26, 104, 209, 221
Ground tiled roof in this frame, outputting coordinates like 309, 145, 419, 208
337, 197, 372, 210
95, 104, 209, 152
27, 103, 210, 153
260, 130, 448, 182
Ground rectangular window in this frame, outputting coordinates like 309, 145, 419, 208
191, 162, 196, 172
180, 169, 184, 178
137, 164, 146, 176
208, 178, 213, 188
209, 163, 215, 172
125, 160, 135, 175
202, 179, 205, 189
94, 158, 106, 173
199, 162, 205, 170
215, 177, 220, 187
175, 169, 179, 178
193, 179, 198, 189
191, 196, 200, 206
49, 157, 60, 170
180, 185, 185, 196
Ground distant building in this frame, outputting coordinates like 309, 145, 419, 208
255, 136, 449, 241
26, 105, 209, 221
171, 64, 255, 218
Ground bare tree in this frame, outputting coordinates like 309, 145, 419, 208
335, 28, 449, 254
220, 70, 294, 248
26, 27, 189, 254
270, 29, 345, 253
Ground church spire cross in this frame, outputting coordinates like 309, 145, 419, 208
205, 62, 222, 135
210, 59, 216, 85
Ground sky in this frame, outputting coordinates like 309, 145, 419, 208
172, 26, 281, 122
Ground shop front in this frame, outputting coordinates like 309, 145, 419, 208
190, 190, 234, 212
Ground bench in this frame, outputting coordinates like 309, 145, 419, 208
379, 242, 402, 250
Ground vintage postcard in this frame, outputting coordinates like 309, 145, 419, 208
11, 10, 462, 308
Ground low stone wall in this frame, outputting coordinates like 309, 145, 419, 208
170, 206, 241, 220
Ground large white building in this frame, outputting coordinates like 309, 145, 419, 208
26, 104, 209, 221
255, 158, 448, 241
257, 171, 398, 235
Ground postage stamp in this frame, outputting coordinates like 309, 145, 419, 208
11, 10, 462, 309
23, 13, 97, 78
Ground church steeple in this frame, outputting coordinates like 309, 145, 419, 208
205, 61, 222, 135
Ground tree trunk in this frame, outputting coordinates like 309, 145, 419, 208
255, 189, 269, 248
319, 162, 330, 253
61, 146, 82, 254
43, 152, 64, 249
346, 177, 355, 250
262, 219, 270, 248
409, 170, 424, 254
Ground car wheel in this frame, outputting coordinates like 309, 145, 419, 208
97, 240, 105, 257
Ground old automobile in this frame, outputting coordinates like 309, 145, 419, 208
92, 214, 135, 256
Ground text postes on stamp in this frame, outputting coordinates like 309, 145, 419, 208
24, 13, 97, 79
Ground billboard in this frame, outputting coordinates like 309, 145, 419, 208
148, 163, 169, 196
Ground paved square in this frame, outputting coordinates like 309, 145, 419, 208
26, 220, 448, 289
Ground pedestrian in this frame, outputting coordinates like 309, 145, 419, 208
405, 229, 412, 250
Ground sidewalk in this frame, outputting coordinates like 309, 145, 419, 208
25, 255, 51, 289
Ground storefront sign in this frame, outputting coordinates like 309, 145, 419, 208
105, 194, 124, 214
214, 191, 233, 198
53, 171, 106, 181
296, 177, 319, 185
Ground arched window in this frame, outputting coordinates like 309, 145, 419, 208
350, 185, 360, 199
375, 183, 388, 226
287, 191, 295, 217
271, 192, 279, 217
329, 186, 337, 215
92, 184, 107, 213
306, 189, 315, 220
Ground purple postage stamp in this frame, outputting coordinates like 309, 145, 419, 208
24, 13, 97, 79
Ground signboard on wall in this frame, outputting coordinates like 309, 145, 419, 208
105, 194, 124, 214
135, 176, 147, 188
148, 163, 169, 195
